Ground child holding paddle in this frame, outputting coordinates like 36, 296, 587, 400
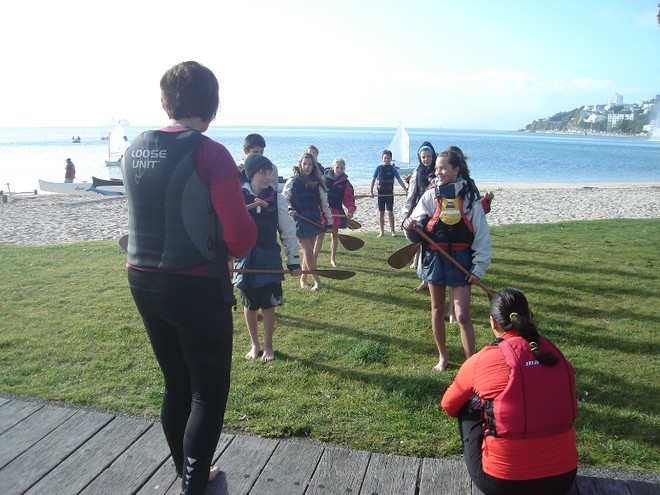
370, 149, 408, 237
234, 154, 301, 362
319, 157, 357, 267
402, 149, 491, 371
283, 152, 333, 291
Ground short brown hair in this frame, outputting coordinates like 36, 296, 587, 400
160, 61, 219, 123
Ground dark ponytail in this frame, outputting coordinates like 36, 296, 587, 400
490, 287, 558, 366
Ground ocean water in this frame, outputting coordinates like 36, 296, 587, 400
1, 125, 659, 194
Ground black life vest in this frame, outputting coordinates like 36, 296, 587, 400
376, 165, 395, 193
482, 335, 577, 439
243, 186, 278, 248
424, 183, 475, 250
122, 130, 232, 300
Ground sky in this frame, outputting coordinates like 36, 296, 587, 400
1, 0, 658, 130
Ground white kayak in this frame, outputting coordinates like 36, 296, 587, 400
38, 179, 93, 195
39, 179, 124, 196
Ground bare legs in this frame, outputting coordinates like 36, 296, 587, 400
330, 231, 339, 266
244, 307, 276, 363
299, 236, 321, 291
429, 283, 475, 371
452, 285, 475, 358
377, 210, 396, 237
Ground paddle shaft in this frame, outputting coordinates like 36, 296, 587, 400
294, 213, 364, 251
354, 193, 406, 199
412, 225, 495, 299
231, 268, 354, 280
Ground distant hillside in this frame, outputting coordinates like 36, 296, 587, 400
523, 95, 659, 136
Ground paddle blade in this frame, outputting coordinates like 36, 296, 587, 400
338, 234, 365, 251
347, 218, 361, 229
387, 243, 421, 269
118, 234, 128, 253
310, 269, 356, 280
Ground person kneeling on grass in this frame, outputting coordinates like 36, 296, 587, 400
233, 154, 301, 362
441, 287, 578, 495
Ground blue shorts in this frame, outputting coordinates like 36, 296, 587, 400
419, 247, 472, 287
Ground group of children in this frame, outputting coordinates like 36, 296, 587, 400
233, 136, 496, 371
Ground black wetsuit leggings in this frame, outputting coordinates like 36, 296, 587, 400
458, 401, 577, 495
128, 269, 233, 495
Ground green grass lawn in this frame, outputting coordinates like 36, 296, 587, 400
0, 218, 658, 473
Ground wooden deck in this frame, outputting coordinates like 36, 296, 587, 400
1, 396, 658, 495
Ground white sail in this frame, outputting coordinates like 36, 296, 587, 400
106, 122, 129, 166
387, 122, 410, 164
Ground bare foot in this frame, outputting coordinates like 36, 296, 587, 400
300, 279, 309, 289
432, 359, 448, 372
261, 348, 275, 363
209, 465, 220, 481
311, 284, 321, 292
410, 263, 417, 269
377, 233, 384, 238
413, 282, 428, 292
245, 346, 260, 361
330, 258, 337, 267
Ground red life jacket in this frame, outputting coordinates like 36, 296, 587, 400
483, 335, 577, 439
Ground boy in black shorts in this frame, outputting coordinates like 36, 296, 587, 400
370, 149, 408, 237
233, 154, 301, 362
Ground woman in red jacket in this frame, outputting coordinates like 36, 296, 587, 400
441, 287, 578, 495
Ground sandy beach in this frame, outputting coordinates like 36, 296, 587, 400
1, 183, 658, 245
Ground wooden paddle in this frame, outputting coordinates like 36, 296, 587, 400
231, 268, 355, 280
354, 193, 406, 199
116, 235, 355, 280
294, 213, 365, 251
387, 242, 422, 269
410, 225, 495, 299
333, 215, 362, 230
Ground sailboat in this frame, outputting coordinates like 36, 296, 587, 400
387, 122, 412, 174
105, 122, 130, 166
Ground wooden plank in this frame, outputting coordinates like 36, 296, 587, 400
627, 479, 660, 495
575, 476, 631, 495
305, 446, 371, 495
360, 452, 421, 495
248, 439, 324, 495
146, 432, 236, 495
205, 434, 279, 495
0, 399, 42, 435
0, 404, 74, 469
0, 398, 9, 407
80, 423, 170, 494
0, 408, 112, 494
419, 457, 474, 495
27, 415, 153, 495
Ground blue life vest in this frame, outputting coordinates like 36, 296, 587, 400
376, 165, 395, 193
325, 170, 349, 210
